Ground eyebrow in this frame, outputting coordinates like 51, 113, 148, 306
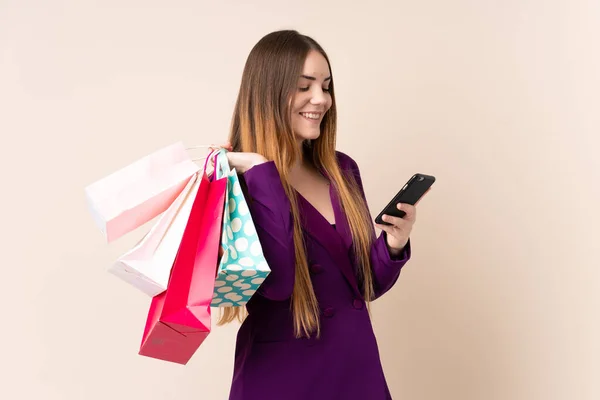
301, 75, 332, 81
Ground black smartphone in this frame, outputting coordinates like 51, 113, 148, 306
374, 173, 435, 225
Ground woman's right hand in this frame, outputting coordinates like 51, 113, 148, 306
209, 142, 268, 174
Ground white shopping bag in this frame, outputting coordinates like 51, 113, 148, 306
84, 141, 200, 243
109, 172, 201, 296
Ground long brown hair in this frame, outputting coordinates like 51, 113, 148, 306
217, 30, 375, 338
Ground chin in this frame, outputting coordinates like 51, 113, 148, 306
296, 129, 321, 142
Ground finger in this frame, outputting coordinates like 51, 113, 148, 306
397, 203, 416, 222
375, 223, 407, 244
209, 142, 232, 152
208, 145, 222, 154
380, 214, 410, 230
375, 223, 396, 237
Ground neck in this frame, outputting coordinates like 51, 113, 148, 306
291, 140, 309, 174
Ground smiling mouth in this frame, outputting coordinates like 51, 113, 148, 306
300, 112, 322, 121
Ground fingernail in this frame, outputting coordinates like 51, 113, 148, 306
397, 203, 403, 210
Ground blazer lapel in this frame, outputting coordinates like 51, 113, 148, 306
296, 187, 361, 297
330, 183, 353, 252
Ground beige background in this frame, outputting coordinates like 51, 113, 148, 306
1, 0, 598, 399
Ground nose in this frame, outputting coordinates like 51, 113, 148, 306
310, 87, 327, 105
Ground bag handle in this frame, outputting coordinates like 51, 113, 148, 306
201, 149, 220, 181
187, 145, 226, 181
214, 149, 231, 180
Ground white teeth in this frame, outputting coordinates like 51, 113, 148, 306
301, 113, 320, 120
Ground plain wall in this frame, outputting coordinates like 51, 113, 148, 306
1, 0, 598, 399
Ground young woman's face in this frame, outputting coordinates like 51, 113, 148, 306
291, 50, 332, 142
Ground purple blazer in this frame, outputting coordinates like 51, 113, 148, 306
228, 151, 411, 400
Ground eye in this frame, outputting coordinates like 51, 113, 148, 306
298, 86, 331, 93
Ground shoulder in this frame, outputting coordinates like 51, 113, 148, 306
334, 150, 365, 188
334, 150, 360, 173
334, 150, 367, 197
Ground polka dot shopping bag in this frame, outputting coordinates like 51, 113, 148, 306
211, 149, 271, 307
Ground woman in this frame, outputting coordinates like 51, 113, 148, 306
214, 30, 418, 400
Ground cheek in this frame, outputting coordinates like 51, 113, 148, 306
291, 111, 303, 127
291, 94, 307, 112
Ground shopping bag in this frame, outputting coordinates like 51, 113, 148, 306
84, 141, 200, 243
109, 172, 200, 297
210, 149, 271, 307
138, 151, 227, 365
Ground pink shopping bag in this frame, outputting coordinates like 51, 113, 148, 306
109, 172, 200, 297
138, 151, 226, 365
84, 141, 199, 243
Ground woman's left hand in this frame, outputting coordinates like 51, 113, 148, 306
375, 203, 417, 256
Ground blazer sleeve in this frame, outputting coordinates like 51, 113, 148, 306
339, 152, 412, 300
241, 161, 296, 301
